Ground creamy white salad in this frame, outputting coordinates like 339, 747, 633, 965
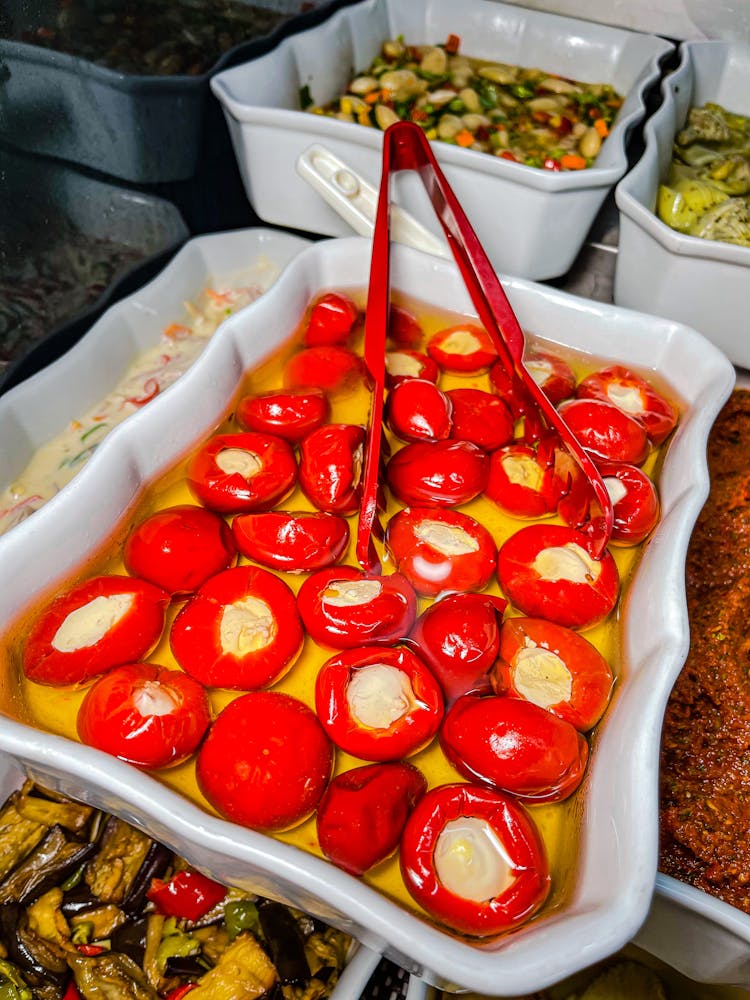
0, 259, 281, 537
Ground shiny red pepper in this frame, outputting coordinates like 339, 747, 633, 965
399, 783, 550, 937
63, 983, 83, 1000
303, 292, 360, 347
165, 986, 198, 1000
316, 761, 427, 875
147, 868, 227, 921
299, 423, 366, 515
76, 943, 107, 956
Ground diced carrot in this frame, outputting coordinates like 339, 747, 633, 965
560, 153, 587, 170
163, 322, 190, 339
455, 129, 475, 148
206, 288, 231, 305
445, 33, 461, 55
364, 90, 380, 104
594, 118, 609, 138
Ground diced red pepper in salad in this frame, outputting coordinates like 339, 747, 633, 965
147, 868, 227, 921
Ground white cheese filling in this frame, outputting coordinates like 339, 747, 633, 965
501, 452, 543, 490
216, 448, 262, 479
52, 593, 135, 652
605, 382, 645, 415
352, 444, 364, 489
346, 663, 414, 729
132, 680, 180, 718
323, 579, 382, 608
220, 597, 275, 655
513, 642, 572, 709
435, 817, 514, 902
414, 520, 479, 556
532, 542, 601, 584
603, 476, 628, 506
524, 358, 553, 388
386, 352, 422, 378
438, 329, 481, 355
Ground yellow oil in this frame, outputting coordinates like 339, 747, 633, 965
1, 287, 671, 934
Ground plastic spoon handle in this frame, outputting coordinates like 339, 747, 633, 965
296, 145, 451, 258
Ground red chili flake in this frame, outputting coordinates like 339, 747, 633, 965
445, 33, 461, 55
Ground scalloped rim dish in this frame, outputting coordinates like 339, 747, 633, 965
210, 0, 672, 280
0, 238, 734, 996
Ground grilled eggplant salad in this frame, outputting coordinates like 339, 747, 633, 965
0, 782, 351, 1000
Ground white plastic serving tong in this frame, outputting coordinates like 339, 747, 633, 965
295, 144, 451, 259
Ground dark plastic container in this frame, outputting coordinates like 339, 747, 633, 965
0, 0, 347, 183
0, 143, 189, 393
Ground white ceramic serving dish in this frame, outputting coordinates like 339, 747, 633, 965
614, 40, 750, 370
0, 227, 310, 532
210, 0, 672, 281
634, 873, 750, 989
0, 236, 734, 995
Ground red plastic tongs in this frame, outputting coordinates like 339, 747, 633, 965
356, 121, 613, 573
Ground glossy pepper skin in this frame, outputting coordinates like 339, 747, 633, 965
440, 694, 589, 803
557, 398, 650, 466
284, 346, 363, 396
399, 783, 550, 937
297, 566, 417, 649
386, 439, 490, 508
407, 592, 507, 706
187, 431, 297, 515
147, 869, 227, 922
299, 424, 366, 516
23, 575, 169, 687
575, 364, 677, 445
236, 388, 330, 442
303, 292, 359, 347
316, 761, 427, 875
197, 691, 333, 832
232, 510, 350, 573
315, 646, 444, 761
123, 504, 237, 596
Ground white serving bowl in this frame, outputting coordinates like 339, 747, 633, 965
614, 40, 750, 369
0, 238, 734, 996
634, 873, 750, 989
210, 0, 672, 281
0, 227, 310, 531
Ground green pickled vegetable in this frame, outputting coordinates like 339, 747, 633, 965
657, 100, 750, 247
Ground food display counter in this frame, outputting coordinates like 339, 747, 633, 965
1, 1, 749, 998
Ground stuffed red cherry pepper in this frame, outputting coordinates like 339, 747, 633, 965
497, 524, 619, 630
123, 504, 236, 596
316, 761, 427, 875
446, 388, 515, 452
385, 379, 452, 443
170, 565, 303, 690
303, 291, 359, 347
599, 461, 660, 546
440, 694, 589, 803
77, 662, 211, 769
558, 398, 649, 466
315, 646, 444, 761
576, 364, 677, 445
388, 304, 423, 348
400, 783, 550, 937
385, 350, 439, 388
427, 323, 497, 375
284, 345, 363, 396
197, 690, 333, 832
236, 388, 330, 442
232, 510, 350, 573
492, 617, 613, 731
297, 567, 417, 649
187, 432, 297, 514
386, 507, 497, 597
23, 575, 169, 686
522, 349, 576, 404
386, 440, 489, 508
408, 592, 507, 706
486, 441, 562, 519
299, 424, 366, 516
